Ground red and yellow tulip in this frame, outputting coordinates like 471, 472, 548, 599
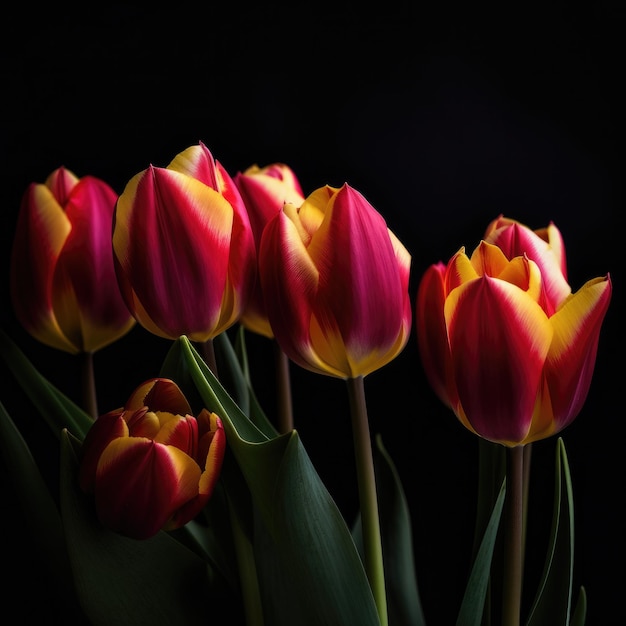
258, 183, 412, 378
235, 162, 305, 338
78, 378, 226, 540
416, 215, 612, 446
112, 142, 256, 342
10, 167, 135, 354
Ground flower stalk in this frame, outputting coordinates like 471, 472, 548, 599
80, 351, 98, 420
347, 375, 388, 626
502, 445, 525, 626
273, 341, 293, 433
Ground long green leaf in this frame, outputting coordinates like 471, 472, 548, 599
59, 429, 242, 626
0, 401, 85, 622
0, 329, 92, 440
456, 478, 506, 626
525, 437, 576, 626
178, 336, 381, 625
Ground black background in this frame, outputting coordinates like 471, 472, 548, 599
1, 4, 623, 624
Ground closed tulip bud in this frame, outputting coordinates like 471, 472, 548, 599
78, 378, 226, 540
259, 183, 412, 379
234, 163, 306, 338
10, 167, 136, 354
416, 216, 612, 446
112, 142, 256, 342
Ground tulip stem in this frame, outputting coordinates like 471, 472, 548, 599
198, 338, 219, 378
80, 351, 98, 419
346, 375, 388, 626
273, 341, 293, 433
502, 445, 525, 626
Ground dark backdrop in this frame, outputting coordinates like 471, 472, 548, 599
1, 4, 623, 624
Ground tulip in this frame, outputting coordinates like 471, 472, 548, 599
416, 215, 612, 446
78, 378, 226, 540
234, 162, 305, 338
112, 142, 256, 343
10, 166, 135, 354
258, 183, 412, 379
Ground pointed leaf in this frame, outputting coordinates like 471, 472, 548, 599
0, 329, 92, 440
0, 401, 85, 621
178, 336, 381, 625
570, 586, 587, 626
525, 438, 575, 625
58, 429, 242, 626
456, 478, 506, 626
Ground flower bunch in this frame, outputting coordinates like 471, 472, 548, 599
0, 142, 612, 626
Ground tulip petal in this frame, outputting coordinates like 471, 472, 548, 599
113, 166, 234, 341
51, 176, 134, 352
260, 209, 335, 374
127, 378, 193, 416
10, 184, 76, 353
95, 438, 201, 539
415, 262, 458, 409
485, 220, 570, 315
308, 185, 411, 377
445, 276, 553, 444
78, 411, 128, 492
543, 274, 612, 430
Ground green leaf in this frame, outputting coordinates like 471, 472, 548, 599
0, 329, 93, 440
214, 328, 278, 439
525, 437, 576, 626
570, 586, 587, 626
178, 336, 381, 625
456, 478, 506, 626
58, 429, 243, 626
0, 401, 85, 621
353, 435, 427, 626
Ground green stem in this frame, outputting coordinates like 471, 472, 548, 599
346, 375, 388, 626
198, 338, 219, 378
227, 494, 264, 626
79, 351, 98, 419
502, 445, 525, 626
272, 340, 293, 433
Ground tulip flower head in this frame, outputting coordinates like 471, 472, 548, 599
112, 142, 256, 342
10, 167, 135, 354
416, 215, 612, 446
258, 183, 412, 379
235, 162, 306, 338
78, 378, 226, 540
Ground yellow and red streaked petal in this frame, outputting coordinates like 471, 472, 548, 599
235, 163, 305, 241
444, 276, 553, 445
543, 274, 612, 430
113, 166, 234, 341
469, 241, 510, 278
154, 414, 198, 458
308, 184, 411, 377
78, 410, 128, 492
444, 247, 479, 292
534, 222, 567, 282
415, 263, 458, 409
167, 142, 219, 189
170, 414, 227, 530
94, 438, 201, 540
485, 221, 571, 315
259, 209, 322, 372
45, 166, 80, 204
50, 176, 135, 353
127, 410, 161, 438
496, 256, 545, 305
130, 377, 193, 416
10, 183, 77, 353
